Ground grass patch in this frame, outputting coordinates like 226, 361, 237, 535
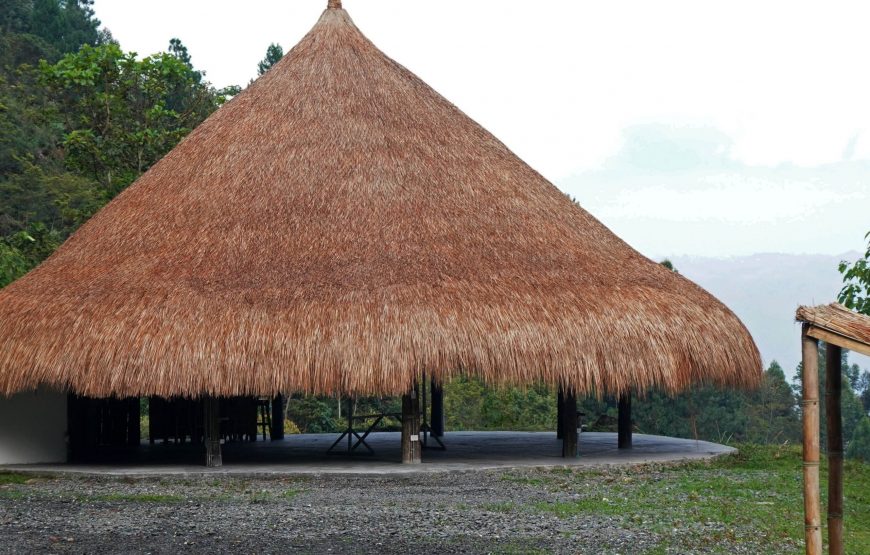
483, 501, 516, 513
0, 472, 31, 485
0, 489, 28, 499
523, 444, 870, 552
283, 488, 300, 500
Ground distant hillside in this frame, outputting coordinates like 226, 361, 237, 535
669, 252, 868, 377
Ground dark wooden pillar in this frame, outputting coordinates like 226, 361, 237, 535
556, 388, 564, 439
203, 396, 222, 467
801, 325, 822, 555
560, 389, 578, 458
618, 392, 632, 449
431, 378, 444, 437
826, 343, 844, 555
271, 394, 285, 440
401, 386, 421, 464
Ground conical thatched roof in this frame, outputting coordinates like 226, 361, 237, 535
0, 2, 760, 398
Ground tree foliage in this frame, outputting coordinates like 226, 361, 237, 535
257, 43, 284, 76
41, 42, 226, 193
0, 5, 236, 286
792, 343, 868, 451
839, 231, 870, 315
848, 416, 870, 462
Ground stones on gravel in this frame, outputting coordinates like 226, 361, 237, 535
0, 467, 797, 554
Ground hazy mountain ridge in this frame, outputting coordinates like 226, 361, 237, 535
669, 251, 867, 376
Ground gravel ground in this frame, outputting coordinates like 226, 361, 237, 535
0, 465, 799, 554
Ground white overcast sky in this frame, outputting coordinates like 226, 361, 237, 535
93, 0, 870, 259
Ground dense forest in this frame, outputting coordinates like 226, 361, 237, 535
2, 1, 870, 460
0, 0, 236, 285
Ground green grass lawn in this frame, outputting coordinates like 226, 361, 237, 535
506, 443, 869, 554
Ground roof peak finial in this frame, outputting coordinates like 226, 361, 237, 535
328, 0, 342, 8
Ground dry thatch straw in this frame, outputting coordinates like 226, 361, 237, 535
796, 303, 870, 346
0, 3, 760, 398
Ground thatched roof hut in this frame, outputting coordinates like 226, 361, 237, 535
0, 2, 760, 400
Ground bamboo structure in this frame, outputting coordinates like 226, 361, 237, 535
800, 325, 821, 555
401, 388, 421, 464
796, 302, 870, 554
825, 344, 843, 555
203, 397, 222, 468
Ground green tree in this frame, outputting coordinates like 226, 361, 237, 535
743, 361, 802, 443
285, 395, 339, 433
793, 345, 867, 449
0, 240, 30, 287
847, 416, 870, 462
0, 0, 32, 34
838, 231, 870, 315
858, 370, 870, 414
28, 0, 102, 59
1, 9, 238, 289
41, 43, 229, 194
257, 43, 284, 75
0, 223, 60, 285
660, 258, 679, 273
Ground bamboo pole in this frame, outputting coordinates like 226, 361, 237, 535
826, 343, 844, 555
203, 396, 222, 468
801, 325, 821, 555
618, 392, 632, 449
556, 387, 564, 439
401, 385, 421, 464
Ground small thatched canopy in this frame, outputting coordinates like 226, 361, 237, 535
0, 2, 760, 398
796, 303, 870, 356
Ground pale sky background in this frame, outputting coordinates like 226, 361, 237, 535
92, 0, 870, 259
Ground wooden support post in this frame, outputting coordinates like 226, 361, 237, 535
801, 325, 822, 555
271, 394, 285, 440
826, 343, 844, 555
401, 386, 421, 464
556, 387, 564, 439
618, 392, 632, 449
203, 396, 222, 468
560, 389, 578, 458
431, 378, 444, 438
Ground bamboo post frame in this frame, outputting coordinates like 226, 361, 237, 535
401, 385, 421, 464
801, 325, 822, 555
826, 344, 844, 555
203, 397, 222, 468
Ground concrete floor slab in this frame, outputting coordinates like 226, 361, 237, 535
2, 432, 734, 476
